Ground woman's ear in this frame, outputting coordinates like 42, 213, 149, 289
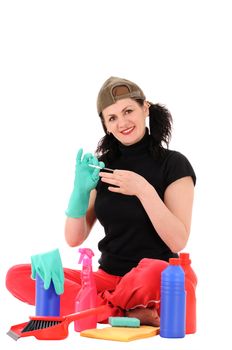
144, 101, 151, 117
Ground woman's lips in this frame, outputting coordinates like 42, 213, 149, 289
121, 126, 135, 135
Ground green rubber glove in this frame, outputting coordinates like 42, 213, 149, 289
31, 248, 64, 295
65, 148, 105, 218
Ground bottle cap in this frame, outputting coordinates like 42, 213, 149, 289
179, 252, 191, 264
169, 258, 180, 265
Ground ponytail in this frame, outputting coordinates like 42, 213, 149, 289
95, 131, 119, 164
149, 103, 172, 147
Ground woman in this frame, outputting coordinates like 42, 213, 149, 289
6, 76, 196, 326
64, 76, 196, 325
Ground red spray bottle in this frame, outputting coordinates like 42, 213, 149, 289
179, 252, 197, 334
74, 248, 97, 332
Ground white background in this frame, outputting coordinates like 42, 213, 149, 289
0, 0, 231, 348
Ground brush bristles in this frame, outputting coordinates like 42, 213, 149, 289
22, 319, 61, 333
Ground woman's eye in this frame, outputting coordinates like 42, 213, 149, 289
109, 116, 115, 122
125, 109, 132, 114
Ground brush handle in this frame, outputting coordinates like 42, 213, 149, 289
88, 164, 114, 172
65, 305, 112, 324
28, 305, 112, 324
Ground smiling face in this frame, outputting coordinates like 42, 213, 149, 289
102, 98, 149, 146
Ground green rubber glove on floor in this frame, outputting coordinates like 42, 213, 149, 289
65, 148, 105, 218
31, 248, 64, 295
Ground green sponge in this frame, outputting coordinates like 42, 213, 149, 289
109, 317, 140, 327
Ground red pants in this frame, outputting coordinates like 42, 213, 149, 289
5, 258, 168, 319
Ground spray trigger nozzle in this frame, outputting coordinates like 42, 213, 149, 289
78, 248, 95, 265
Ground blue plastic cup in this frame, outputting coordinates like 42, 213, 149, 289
35, 274, 60, 316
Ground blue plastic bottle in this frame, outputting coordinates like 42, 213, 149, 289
160, 258, 186, 338
35, 274, 60, 316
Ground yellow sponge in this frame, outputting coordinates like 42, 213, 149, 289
80, 325, 160, 342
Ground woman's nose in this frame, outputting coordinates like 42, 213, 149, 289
117, 115, 128, 128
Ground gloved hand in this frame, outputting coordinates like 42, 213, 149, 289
31, 248, 64, 295
65, 148, 105, 218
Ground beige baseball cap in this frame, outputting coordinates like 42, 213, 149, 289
97, 76, 146, 115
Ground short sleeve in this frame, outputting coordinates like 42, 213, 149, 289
163, 151, 196, 188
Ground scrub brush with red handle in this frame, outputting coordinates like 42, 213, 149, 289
7, 305, 112, 341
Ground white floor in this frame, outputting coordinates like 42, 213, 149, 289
2, 325, 226, 350
1, 292, 229, 349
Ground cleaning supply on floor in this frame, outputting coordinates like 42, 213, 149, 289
179, 252, 197, 334
109, 317, 140, 327
7, 305, 111, 341
160, 258, 186, 338
35, 274, 60, 316
74, 248, 97, 332
31, 248, 64, 316
80, 325, 159, 342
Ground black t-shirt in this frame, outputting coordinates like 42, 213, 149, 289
95, 131, 196, 276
